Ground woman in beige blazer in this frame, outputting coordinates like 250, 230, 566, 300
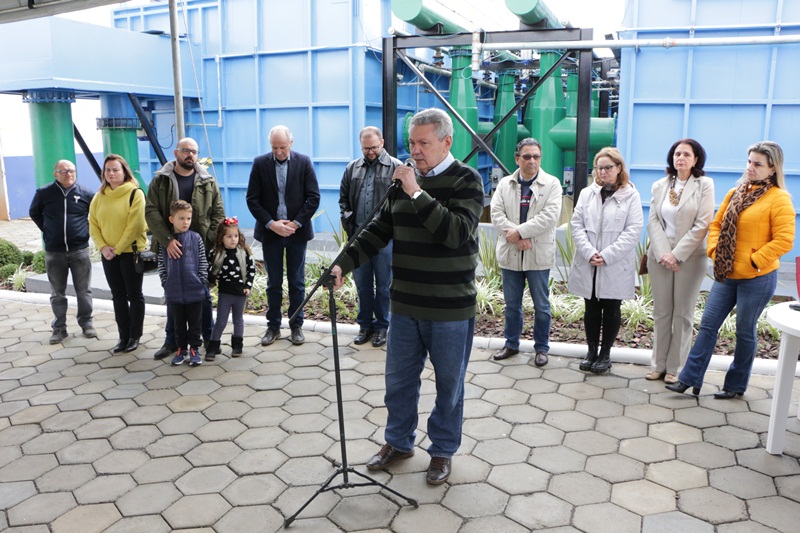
646, 139, 715, 384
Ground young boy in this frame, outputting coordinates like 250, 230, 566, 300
158, 200, 208, 366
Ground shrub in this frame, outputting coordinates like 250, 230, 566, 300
0, 239, 23, 267
22, 251, 34, 266
0, 263, 18, 280
32, 250, 46, 274
9, 266, 29, 291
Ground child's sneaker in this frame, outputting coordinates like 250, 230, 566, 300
188, 347, 202, 367
171, 348, 189, 366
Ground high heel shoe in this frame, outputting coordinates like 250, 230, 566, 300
123, 338, 140, 352
713, 390, 744, 400
665, 381, 700, 396
112, 340, 128, 353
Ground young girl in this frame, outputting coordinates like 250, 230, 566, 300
206, 217, 256, 360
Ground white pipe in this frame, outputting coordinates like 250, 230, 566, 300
479, 34, 800, 52
168, 0, 185, 139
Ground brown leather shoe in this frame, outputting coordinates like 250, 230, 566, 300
534, 351, 549, 367
366, 444, 414, 471
426, 456, 451, 485
492, 347, 519, 361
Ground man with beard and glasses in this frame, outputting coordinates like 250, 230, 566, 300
146, 138, 225, 360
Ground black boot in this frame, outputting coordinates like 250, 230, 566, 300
579, 343, 599, 371
231, 336, 243, 357
205, 340, 221, 361
591, 342, 613, 374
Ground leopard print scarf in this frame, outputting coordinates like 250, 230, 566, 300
713, 180, 773, 282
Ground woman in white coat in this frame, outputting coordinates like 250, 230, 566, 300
569, 147, 644, 373
646, 139, 714, 385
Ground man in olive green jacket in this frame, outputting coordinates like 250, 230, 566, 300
145, 138, 225, 359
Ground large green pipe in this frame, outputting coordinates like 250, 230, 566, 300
525, 52, 566, 181
392, 0, 467, 34
98, 94, 146, 192
493, 71, 519, 171
505, 0, 564, 29
448, 46, 478, 168
24, 90, 76, 189
548, 118, 616, 150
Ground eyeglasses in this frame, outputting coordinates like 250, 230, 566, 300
519, 154, 541, 161
362, 145, 381, 153
597, 164, 618, 172
55, 170, 76, 175
178, 148, 198, 155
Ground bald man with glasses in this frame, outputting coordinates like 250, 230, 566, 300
30, 160, 96, 344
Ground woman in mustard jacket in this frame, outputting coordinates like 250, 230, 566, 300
667, 141, 795, 398
89, 154, 148, 353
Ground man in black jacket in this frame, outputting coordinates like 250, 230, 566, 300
29, 160, 96, 344
247, 125, 320, 346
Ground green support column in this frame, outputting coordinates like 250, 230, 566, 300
23, 90, 76, 188
493, 71, 519, 172
525, 51, 566, 182
449, 46, 479, 168
98, 94, 145, 191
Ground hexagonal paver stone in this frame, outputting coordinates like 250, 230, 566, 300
595, 416, 648, 440
0, 454, 58, 481
74, 418, 126, 439
194, 420, 248, 442
710, 465, 778, 500
678, 486, 747, 524
93, 450, 149, 475
550, 472, 611, 505
585, 454, 646, 483
280, 413, 332, 433
573, 502, 641, 533
109, 426, 162, 449
167, 395, 215, 412
74, 474, 136, 505
328, 493, 399, 531
22, 431, 76, 454
40, 411, 92, 432
175, 465, 237, 496
214, 505, 285, 533
277, 433, 334, 458
221, 474, 287, 506
444, 454, 492, 485
529, 393, 575, 412
121, 405, 172, 425
276, 456, 335, 486
505, 492, 573, 530
544, 410, 596, 432
441, 482, 509, 518
612, 479, 676, 515
619, 437, 675, 463
202, 401, 251, 421
273, 485, 341, 520
36, 464, 96, 492
392, 504, 463, 533
529, 445, 587, 474
185, 442, 242, 467
703, 426, 760, 451
157, 412, 210, 435
50, 502, 121, 533
776, 475, 800, 504
472, 438, 530, 465
674, 406, 727, 429
642, 511, 714, 533
564, 430, 619, 456
163, 493, 232, 529
646, 460, 707, 491
228, 448, 289, 475
10, 405, 60, 425
624, 403, 674, 424
677, 442, 736, 469
736, 448, 800, 477
7, 492, 76, 526
116, 482, 183, 516
487, 463, 549, 495
458, 515, 529, 533
132, 456, 193, 484
748, 495, 800, 532
649, 421, 703, 445
462, 417, 513, 441
510, 422, 565, 448
250, 374, 292, 391
576, 398, 624, 419
0, 480, 36, 510
235, 427, 289, 450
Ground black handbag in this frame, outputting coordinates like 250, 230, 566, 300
129, 188, 157, 274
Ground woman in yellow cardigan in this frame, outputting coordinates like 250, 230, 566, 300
89, 154, 148, 353
667, 141, 795, 398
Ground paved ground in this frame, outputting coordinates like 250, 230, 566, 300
1, 294, 800, 532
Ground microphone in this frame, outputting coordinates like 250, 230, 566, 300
392, 158, 416, 188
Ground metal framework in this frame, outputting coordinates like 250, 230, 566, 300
382, 27, 597, 198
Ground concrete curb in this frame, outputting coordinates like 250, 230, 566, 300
1, 289, 795, 378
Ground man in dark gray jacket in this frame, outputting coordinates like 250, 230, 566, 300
338, 127, 400, 348
29, 160, 96, 344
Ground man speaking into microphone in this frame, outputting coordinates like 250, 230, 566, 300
332, 108, 484, 485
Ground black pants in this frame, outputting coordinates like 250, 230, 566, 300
102, 253, 145, 341
584, 297, 622, 347
172, 301, 203, 350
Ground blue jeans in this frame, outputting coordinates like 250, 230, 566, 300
352, 242, 392, 331
501, 268, 551, 353
45, 248, 93, 331
384, 313, 474, 458
678, 271, 777, 393
263, 237, 306, 330
165, 288, 213, 346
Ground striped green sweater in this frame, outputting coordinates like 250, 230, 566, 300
338, 160, 484, 321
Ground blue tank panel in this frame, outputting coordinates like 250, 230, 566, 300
619, 0, 800, 258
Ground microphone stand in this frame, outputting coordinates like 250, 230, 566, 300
284, 179, 418, 527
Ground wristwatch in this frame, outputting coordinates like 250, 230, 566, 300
411, 189, 423, 201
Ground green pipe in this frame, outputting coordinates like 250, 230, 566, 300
24, 91, 76, 189
525, 52, 566, 181
505, 0, 564, 29
99, 95, 145, 192
392, 0, 467, 34
548, 117, 616, 150
493, 71, 519, 171
448, 46, 479, 168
